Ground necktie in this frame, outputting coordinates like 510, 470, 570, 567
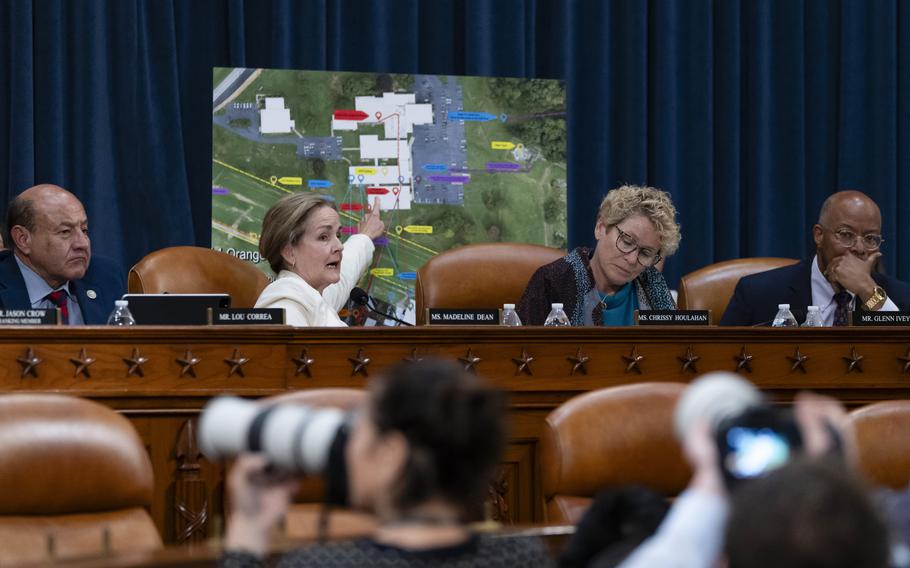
833, 291, 851, 327
46, 290, 69, 325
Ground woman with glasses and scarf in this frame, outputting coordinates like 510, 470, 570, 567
517, 185, 681, 326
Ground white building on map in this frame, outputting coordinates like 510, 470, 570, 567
336, 92, 432, 211
259, 97, 295, 134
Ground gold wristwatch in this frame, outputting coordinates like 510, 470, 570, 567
863, 286, 888, 311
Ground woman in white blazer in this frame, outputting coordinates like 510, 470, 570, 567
255, 193, 384, 326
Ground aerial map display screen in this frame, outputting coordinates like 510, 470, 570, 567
212, 68, 566, 324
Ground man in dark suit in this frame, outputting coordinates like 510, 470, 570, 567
721, 190, 910, 326
0, 184, 124, 324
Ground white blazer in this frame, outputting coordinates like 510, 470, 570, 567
255, 234, 375, 327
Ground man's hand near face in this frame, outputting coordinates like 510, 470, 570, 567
824, 251, 880, 302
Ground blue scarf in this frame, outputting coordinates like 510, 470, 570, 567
598, 282, 639, 326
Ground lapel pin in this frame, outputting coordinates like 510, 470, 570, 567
86, 290, 97, 300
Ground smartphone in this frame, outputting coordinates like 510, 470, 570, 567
716, 406, 803, 487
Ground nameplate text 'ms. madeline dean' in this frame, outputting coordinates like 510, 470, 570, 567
427, 309, 500, 326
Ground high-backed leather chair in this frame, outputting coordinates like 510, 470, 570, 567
0, 394, 161, 565
258, 388, 376, 540
677, 257, 799, 321
415, 243, 564, 325
128, 246, 270, 308
849, 400, 910, 489
540, 383, 691, 524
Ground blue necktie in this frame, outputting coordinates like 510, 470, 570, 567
833, 291, 851, 326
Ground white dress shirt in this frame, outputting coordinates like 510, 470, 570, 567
810, 254, 898, 326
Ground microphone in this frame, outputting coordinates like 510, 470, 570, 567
350, 287, 370, 306
348, 287, 413, 327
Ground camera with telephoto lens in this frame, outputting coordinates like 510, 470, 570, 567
198, 396, 351, 505
715, 405, 803, 488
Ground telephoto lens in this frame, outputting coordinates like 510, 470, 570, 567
198, 396, 352, 504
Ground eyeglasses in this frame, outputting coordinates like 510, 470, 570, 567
615, 226, 662, 267
820, 225, 884, 250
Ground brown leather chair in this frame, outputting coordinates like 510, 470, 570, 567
0, 394, 161, 565
258, 389, 377, 540
540, 383, 691, 524
849, 400, 910, 489
415, 243, 565, 325
677, 257, 799, 320
128, 246, 270, 308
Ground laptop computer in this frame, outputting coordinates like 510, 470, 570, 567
120, 294, 231, 325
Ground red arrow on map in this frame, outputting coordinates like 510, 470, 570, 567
333, 110, 369, 121
340, 203, 364, 211
366, 187, 390, 195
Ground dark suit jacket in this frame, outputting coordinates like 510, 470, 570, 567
720, 258, 910, 326
0, 250, 125, 325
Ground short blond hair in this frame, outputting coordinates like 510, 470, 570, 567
259, 192, 334, 274
598, 185, 681, 257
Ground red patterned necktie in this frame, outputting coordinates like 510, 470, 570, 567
833, 291, 851, 327
46, 290, 69, 325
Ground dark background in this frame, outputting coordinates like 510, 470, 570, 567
2, 0, 909, 289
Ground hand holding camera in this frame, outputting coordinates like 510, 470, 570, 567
675, 372, 848, 490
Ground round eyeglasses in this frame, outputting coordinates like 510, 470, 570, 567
819, 225, 883, 250
615, 226, 662, 267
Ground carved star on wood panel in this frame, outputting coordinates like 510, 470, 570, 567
123, 347, 149, 377
842, 346, 864, 374
677, 345, 700, 374
567, 347, 590, 375
402, 348, 423, 364
349, 348, 371, 377
224, 348, 250, 378
459, 348, 482, 373
17, 347, 41, 378
787, 346, 809, 373
176, 350, 202, 378
70, 348, 96, 378
512, 348, 535, 376
622, 346, 645, 374
734, 346, 754, 373
292, 348, 315, 377
899, 348, 910, 374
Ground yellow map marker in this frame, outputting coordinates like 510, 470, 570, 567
269, 176, 278, 184
491, 141, 515, 150
394, 226, 403, 235
403, 225, 433, 234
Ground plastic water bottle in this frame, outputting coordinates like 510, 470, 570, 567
771, 304, 798, 327
501, 304, 522, 326
107, 300, 137, 326
544, 303, 571, 327
802, 305, 823, 327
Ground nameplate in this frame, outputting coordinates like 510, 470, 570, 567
851, 311, 910, 326
0, 308, 58, 325
635, 310, 711, 326
209, 308, 285, 325
426, 308, 500, 326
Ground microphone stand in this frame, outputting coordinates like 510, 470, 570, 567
364, 298, 413, 327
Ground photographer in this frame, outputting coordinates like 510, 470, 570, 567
617, 373, 890, 568
218, 359, 553, 567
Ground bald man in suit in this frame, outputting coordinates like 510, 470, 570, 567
0, 184, 123, 324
